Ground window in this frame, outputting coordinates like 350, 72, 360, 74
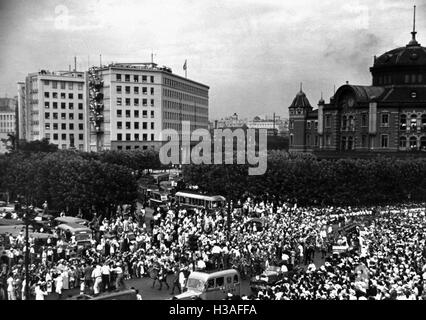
69, 103, 74, 110
68, 83, 73, 90
61, 134, 66, 140
61, 102, 66, 109
53, 113, 58, 120
126, 122, 131, 130
400, 114, 407, 130
289, 120, 294, 130
134, 110, 139, 118
151, 134, 154, 141
53, 133, 58, 140
134, 75, 139, 82
117, 146, 122, 150
117, 134, 122, 141
125, 74, 130, 82
45, 102, 50, 109
216, 277, 224, 287
60, 82, 66, 89
143, 134, 147, 141
151, 111, 154, 118
53, 92, 58, 99
381, 114, 389, 127
68, 93, 73, 99
409, 136, 418, 149
116, 74, 122, 81
151, 122, 154, 130
342, 115, 347, 130
117, 97, 122, 106
142, 75, 147, 83
134, 122, 139, 129
314, 121, 318, 130
410, 114, 417, 130
348, 116, 355, 131
78, 113, 83, 120
117, 122, 122, 129
117, 110, 122, 118
361, 113, 367, 127
143, 111, 148, 118
45, 112, 50, 119
325, 115, 331, 128
143, 99, 147, 106
61, 113, 66, 120
61, 93, 66, 99
362, 135, 367, 148
78, 123, 84, 130
126, 98, 131, 106
78, 83, 83, 90
381, 134, 389, 148
78, 94, 83, 100
134, 87, 139, 94
52, 81, 57, 89
125, 110, 131, 118
125, 86, 131, 94
150, 76, 154, 83
126, 146, 131, 150
151, 99, 155, 106
78, 103, 83, 110
45, 123, 50, 130
142, 122, 147, 129
117, 86, 122, 94
134, 133, 139, 140
126, 133, 131, 141
44, 92, 50, 98
53, 123, 58, 130
326, 135, 331, 146
52, 102, 58, 109
61, 123, 66, 130
142, 87, 147, 95
61, 144, 67, 149
69, 123, 74, 130
134, 98, 139, 106
399, 136, 407, 148
233, 275, 239, 284
307, 122, 311, 130
150, 87, 154, 95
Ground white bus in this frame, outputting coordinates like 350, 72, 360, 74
175, 192, 226, 210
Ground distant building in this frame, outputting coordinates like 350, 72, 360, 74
17, 70, 89, 151
214, 113, 246, 129
0, 97, 17, 153
289, 14, 426, 154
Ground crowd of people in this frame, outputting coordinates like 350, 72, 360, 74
1, 196, 426, 300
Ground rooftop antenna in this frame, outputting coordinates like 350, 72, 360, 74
408, 5, 419, 46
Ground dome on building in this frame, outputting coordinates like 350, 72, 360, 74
373, 43, 426, 68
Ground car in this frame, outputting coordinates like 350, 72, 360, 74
332, 236, 352, 256
249, 265, 286, 292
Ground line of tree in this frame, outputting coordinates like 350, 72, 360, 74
182, 150, 426, 206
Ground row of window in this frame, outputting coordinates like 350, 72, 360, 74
45, 112, 84, 120
376, 74, 424, 85
163, 88, 208, 105
116, 133, 155, 141
116, 74, 154, 83
116, 121, 154, 130
163, 100, 208, 115
44, 123, 84, 131
163, 77, 208, 98
116, 97, 154, 107
116, 85, 155, 95
43, 80, 84, 90
116, 109, 155, 119
45, 102, 84, 110
163, 111, 207, 122
116, 145, 154, 151
45, 133, 84, 140
44, 92, 83, 99
0, 114, 14, 121
0, 122, 14, 127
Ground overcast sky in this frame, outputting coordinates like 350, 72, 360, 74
0, 0, 423, 119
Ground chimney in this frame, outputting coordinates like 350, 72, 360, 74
74, 56, 77, 72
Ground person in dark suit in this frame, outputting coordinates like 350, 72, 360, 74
170, 267, 181, 295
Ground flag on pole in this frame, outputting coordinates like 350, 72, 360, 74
183, 60, 187, 78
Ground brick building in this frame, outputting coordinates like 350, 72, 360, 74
289, 14, 426, 154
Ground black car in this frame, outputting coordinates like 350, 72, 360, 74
250, 266, 286, 292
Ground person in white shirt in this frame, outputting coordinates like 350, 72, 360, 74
101, 263, 111, 291
7, 274, 16, 300
91, 264, 103, 295
35, 282, 48, 300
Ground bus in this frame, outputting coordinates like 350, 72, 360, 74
175, 192, 226, 210
57, 223, 92, 248
147, 189, 170, 209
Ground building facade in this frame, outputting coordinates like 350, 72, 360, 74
89, 62, 209, 151
289, 25, 426, 153
18, 70, 89, 151
0, 97, 17, 153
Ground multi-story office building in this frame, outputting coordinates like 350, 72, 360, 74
17, 70, 89, 151
89, 62, 209, 151
0, 97, 17, 153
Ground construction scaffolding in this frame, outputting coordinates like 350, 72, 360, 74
88, 66, 104, 151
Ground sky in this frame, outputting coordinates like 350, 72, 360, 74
0, 0, 423, 119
